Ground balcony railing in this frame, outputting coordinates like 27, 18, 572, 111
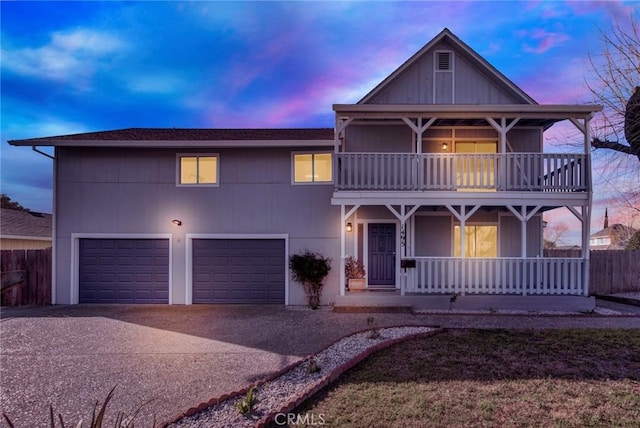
404, 257, 586, 296
335, 153, 587, 192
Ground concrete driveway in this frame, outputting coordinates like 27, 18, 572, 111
1, 304, 639, 427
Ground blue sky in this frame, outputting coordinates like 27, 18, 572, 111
1, 1, 638, 239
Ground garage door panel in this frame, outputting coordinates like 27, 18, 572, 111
193, 239, 285, 304
79, 238, 169, 304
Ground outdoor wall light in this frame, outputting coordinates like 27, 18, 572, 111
346, 222, 353, 232
171, 219, 182, 226
441, 142, 448, 151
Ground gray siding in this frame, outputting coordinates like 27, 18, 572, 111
366, 40, 522, 105
414, 216, 451, 256
54, 146, 339, 305
345, 125, 412, 153
499, 215, 543, 257
507, 128, 543, 152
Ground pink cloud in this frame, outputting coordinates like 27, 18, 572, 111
521, 28, 571, 54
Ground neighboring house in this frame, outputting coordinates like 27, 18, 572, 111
9, 29, 601, 310
590, 224, 637, 250
0, 208, 52, 250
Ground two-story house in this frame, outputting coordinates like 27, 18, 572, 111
9, 29, 601, 310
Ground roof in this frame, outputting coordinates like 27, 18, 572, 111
358, 28, 537, 105
8, 128, 336, 148
0, 208, 52, 240
332, 104, 602, 128
590, 223, 637, 239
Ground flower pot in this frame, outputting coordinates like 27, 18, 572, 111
348, 278, 366, 291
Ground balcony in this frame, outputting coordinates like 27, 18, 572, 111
335, 153, 588, 193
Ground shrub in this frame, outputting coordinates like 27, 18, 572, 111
626, 230, 640, 250
236, 386, 259, 417
2, 386, 153, 428
289, 250, 332, 309
344, 256, 366, 279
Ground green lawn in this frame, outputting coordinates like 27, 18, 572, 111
292, 329, 640, 428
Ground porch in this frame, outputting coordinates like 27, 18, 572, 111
333, 289, 595, 312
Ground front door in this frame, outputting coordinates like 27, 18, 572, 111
368, 223, 396, 287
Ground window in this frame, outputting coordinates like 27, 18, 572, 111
177, 154, 218, 186
293, 153, 332, 183
455, 141, 497, 191
454, 225, 497, 257
590, 237, 610, 246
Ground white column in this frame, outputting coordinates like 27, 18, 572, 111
340, 204, 346, 296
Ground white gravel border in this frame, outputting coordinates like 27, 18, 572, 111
169, 326, 435, 428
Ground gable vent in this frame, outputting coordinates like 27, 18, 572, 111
436, 52, 452, 71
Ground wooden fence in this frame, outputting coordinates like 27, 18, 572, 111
545, 250, 640, 295
1, 248, 52, 306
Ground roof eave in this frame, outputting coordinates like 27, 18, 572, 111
333, 103, 602, 118
8, 139, 336, 148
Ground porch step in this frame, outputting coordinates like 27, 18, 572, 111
333, 304, 413, 313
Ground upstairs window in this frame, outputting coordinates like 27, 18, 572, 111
177, 154, 219, 186
293, 153, 332, 184
455, 141, 497, 191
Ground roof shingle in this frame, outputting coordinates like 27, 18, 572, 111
9, 128, 335, 143
0, 208, 52, 239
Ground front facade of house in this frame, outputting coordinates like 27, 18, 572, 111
10, 29, 601, 309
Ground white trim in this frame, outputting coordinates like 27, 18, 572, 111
52, 147, 59, 304
434, 50, 455, 103
70, 233, 173, 305
185, 233, 289, 305
291, 151, 334, 185
176, 153, 220, 187
334, 103, 602, 116
1, 235, 52, 241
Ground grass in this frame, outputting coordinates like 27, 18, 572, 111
290, 329, 640, 428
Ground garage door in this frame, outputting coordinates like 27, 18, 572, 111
192, 239, 285, 304
79, 239, 170, 304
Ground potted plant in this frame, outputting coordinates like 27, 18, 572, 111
345, 256, 366, 291
289, 250, 332, 309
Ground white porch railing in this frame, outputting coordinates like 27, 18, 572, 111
336, 153, 587, 192
405, 257, 586, 296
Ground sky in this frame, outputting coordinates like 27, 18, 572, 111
1, 1, 639, 243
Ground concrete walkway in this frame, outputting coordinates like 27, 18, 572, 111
1, 303, 639, 427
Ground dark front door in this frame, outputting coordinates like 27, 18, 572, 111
368, 223, 396, 287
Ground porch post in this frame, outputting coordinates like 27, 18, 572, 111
584, 115, 593, 296
520, 206, 527, 258
340, 204, 346, 296
582, 205, 591, 296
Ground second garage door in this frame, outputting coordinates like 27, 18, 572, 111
192, 239, 285, 304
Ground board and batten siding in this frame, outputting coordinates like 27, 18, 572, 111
414, 215, 452, 257
365, 40, 522, 105
499, 215, 543, 257
54, 146, 339, 305
344, 125, 413, 153
507, 128, 543, 152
